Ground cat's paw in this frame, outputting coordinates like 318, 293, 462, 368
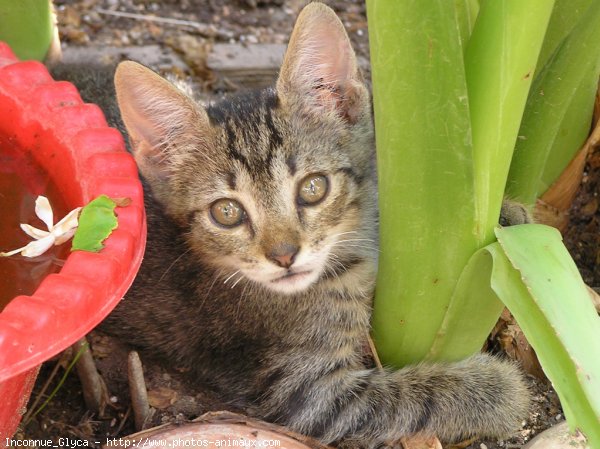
500, 199, 533, 226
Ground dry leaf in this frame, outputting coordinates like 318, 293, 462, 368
492, 309, 545, 379
401, 436, 442, 449
447, 437, 478, 449
89, 335, 116, 359
494, 309, 545, 379
166, 35, 213, 81
61, 23, 89, 45
147, 386, 178, 409
117, 411, 330, 449
501, 324, 545, 379
581, 196, 599, 217
587, 285, 600, 314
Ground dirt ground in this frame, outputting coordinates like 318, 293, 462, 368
11, 0, 600, 448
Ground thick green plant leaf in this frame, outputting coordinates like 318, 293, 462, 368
454, 0, 479, 51
465, 0, 554, 245
71, 195, 118, 252
368, 0, 554, 367
427, 224, 600, 444
507, 1, 600, 203
426, 247, 504, 362
493, 225, 600, 447
0, 0, 54, 61
537, 0, 593, 72
538, 72, 598, 195
367, 0, 477, 367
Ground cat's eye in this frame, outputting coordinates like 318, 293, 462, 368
298, 174, 328, 205
210, 199, 245, 227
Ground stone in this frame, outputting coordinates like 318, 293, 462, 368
523, 421, 589, 449
206, 43, 287, 89
60, 44, 187, 71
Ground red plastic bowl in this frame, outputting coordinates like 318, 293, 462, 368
0, 42, 146, 437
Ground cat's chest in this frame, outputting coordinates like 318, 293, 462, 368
247, 286, 373, 346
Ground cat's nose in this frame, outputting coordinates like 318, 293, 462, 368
268, 243, 299, 269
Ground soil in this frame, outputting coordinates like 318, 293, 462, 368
10, 0, 600, 448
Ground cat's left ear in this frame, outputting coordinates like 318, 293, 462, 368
114, 61, 214, 186
277, 2, 369, 124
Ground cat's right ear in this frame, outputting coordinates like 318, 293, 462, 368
277, 2, 369, 124
114, 61, 212, 182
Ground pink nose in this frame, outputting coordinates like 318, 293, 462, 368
268, 243, 299, 269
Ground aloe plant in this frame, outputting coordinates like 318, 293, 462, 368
367, 0, 600, 445
368, 0, 554, 366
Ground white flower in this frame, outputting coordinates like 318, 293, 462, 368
0, 196, 81, 258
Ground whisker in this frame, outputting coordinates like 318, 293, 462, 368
339, 243, 380, 252
199, 268, 223, 309
331, 243, 380, 255
332, 237, 379, 250
324, 252, 348, 281
329, 230, 359, 239
325, 249, 372, 301
238, 281, 255, 305
158, 247, 193, 283
223, 269, 241, 285
231, 273, 245, 289
334, 238, 377, 244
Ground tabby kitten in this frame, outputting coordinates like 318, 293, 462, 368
99, 2, 530, 446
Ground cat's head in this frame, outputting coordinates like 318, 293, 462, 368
115, 2, 377, 295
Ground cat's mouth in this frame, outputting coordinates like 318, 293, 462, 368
268, 268, 317, 293
271, 270, 312, 283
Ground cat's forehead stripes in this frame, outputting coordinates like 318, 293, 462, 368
337, 167, 364, 186
226, 171, 237, 191
207, 88, 284, 181
286, 156, 297, 176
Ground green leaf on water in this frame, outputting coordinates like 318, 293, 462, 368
71, 195, 118, 252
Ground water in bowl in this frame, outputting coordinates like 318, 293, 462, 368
0, 136, 70, 311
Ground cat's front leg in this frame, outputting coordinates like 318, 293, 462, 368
256, 352, 529, 448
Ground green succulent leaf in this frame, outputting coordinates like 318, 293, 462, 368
537, 0, 593, 72
454, 0, 480, 52
71, 195, 119, 253
0, 0, 54, 61
367, 0, 476, 367
426, 247, 504, 362
465, 0, 554, 245
492, 225, 600, 447
506, 0, 600, 203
